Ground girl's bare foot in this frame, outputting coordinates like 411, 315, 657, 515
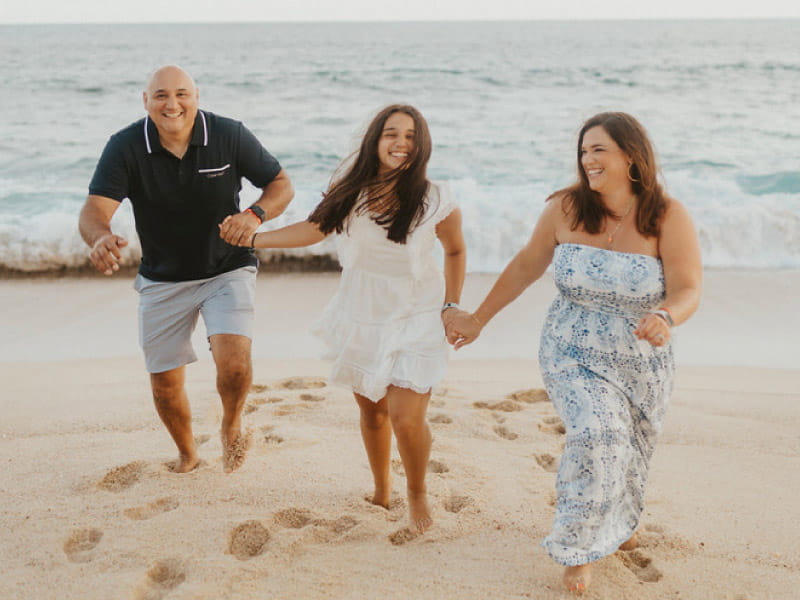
171, 453, 200, 473
370, 484, 392, 509
618, 532, 640, 551
563, 564, 592, 594
408, 490, 433, 534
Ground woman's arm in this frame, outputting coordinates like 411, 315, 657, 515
435, 208, 467, 328
449, 198, 560, 349
634, 199, 703, 345
221, 218, 328, 248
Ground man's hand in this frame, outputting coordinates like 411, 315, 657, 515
219, 211, 261, 247
90, 233, 128, 276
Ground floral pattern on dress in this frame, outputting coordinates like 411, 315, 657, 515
539, 243, 674, 566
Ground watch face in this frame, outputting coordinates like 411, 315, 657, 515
248, 205, 266, 222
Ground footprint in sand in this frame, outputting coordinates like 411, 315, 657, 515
312, 515, 360, 535
250, 383, 270, 393
429, 413, 453, 424
124, 497, 179, 521
508, 388, 549, 404
299, 393, 325, 402
228, 521, 270, 560
97, 461, 147, 492
63, 527, 103, 563
278, 376, 326, 390
263, 432, 284, 445
388, 527, 419, 546
243, 402, 260, 415
494, 425, 518, 440
429, 398, 446, 408
274, 405, 297, 417
273, 508, 313, 529
491, 412, 507, 423
473, 400, 524, 412
619, 549, 663, 582
132, 558, 187, 600
538, 416, 566, 435
427, 459, 450, 474
391, 459, 405, 476
443, 495, 472, 514
534, 453, 558, 473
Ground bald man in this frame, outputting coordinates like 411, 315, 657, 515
79, 65, 294, 473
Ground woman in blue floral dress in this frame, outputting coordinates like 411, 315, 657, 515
446, 113, 702, 593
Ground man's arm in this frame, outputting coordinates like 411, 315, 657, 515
218, 169, 294, 247
79, 195, 129, 276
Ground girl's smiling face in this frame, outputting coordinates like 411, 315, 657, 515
377, 112, 416, 174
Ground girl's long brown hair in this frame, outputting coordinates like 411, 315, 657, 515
551, 112, 668, 237
309, 104, 432, 244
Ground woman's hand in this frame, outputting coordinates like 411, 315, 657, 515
634, 312, 671, 347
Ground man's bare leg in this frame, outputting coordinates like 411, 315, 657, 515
354, 393, 392, 508
210, 334, 252, 472
150, 366, 200, 473
387, 386, 432, 534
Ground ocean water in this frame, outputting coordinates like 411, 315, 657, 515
0, 20, 798, 273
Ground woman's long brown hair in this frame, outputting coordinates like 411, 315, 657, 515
551, 112, 668, 237
308, 104, 432, 244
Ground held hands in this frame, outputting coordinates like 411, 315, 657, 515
634, 312, 671, 347
89, 233, 128, 276
219, 211, 261, 247
443, 309, 484, 350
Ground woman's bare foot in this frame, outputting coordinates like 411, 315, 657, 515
170, 453, 201, 473
407, 490, 433, 534
563, 564, 592, 594
221, 428, 252, 473
619, 532, 640, 551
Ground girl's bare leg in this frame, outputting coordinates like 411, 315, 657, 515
386, 385, 432, 533
354, 393, 392, 508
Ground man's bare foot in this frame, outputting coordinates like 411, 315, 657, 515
170, 453, 201, 473
563, 564, 592, 594
407, 490, 433, 534
618, 532, 639, 551
221, 428, 252, 473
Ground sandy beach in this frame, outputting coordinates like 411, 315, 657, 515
1, 271, 799, 599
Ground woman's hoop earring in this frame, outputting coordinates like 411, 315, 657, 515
627, 163, 640, 183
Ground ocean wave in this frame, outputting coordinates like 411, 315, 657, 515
2, 176, 797, 274
736, 172, 800, 196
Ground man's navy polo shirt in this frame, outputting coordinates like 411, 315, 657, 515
89, 110, 282, 282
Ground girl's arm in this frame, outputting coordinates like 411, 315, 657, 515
435, 208, 467, 327
634, 199, 703, 346
449, 198, 560, 349
221, 218, 328, 248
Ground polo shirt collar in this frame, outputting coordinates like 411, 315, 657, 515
143, 110, 209, 154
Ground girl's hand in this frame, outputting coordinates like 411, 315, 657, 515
445, 310, 484, 349
219, 212, 259, 247
634, 312, 671, 347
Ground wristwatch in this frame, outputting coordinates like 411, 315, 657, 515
245, 204, 266, 223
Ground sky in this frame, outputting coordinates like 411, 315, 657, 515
1, 0, 799, 23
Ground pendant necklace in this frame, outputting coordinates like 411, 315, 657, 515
605, 197, 636, 249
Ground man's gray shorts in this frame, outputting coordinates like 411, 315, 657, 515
133, 266, 257, 374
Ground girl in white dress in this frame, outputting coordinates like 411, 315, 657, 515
224, 105, 466, 533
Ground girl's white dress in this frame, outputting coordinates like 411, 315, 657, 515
311, 182, 456, 402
